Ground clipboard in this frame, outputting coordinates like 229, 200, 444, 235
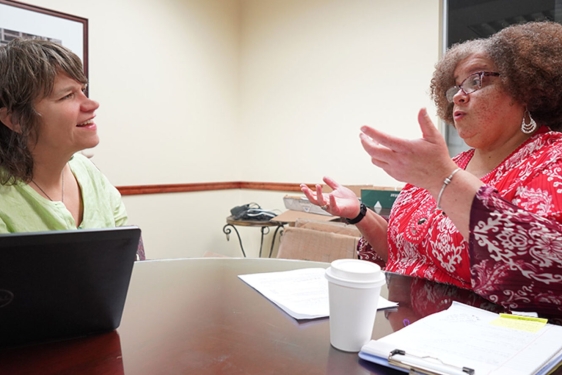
358, 302, 562, 375
388, 349, 474, 375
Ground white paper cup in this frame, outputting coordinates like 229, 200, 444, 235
325, 259, 385, 352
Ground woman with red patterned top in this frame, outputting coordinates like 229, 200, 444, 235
301, 21, 562, 320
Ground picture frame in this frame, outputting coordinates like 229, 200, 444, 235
0, 0, 89, 80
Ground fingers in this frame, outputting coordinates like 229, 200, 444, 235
323, 176, 341, 191
329, 194, 339, 209
361, 108, 439, 148
301, 179, 340, 210
418, 108, 449, 151
360, 108, 443, 156
417, 108, 439, 140
300, 183, 317, 203
312, 184, 321, 203
300, 183, 328, 206
360, 125, 403, 151
359, 131, 396, 167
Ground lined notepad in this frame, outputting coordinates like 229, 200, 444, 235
359, 302, 562, 375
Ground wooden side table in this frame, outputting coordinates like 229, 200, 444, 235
223, 216, 284, 257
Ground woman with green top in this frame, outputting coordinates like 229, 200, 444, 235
0, 38, 143, 258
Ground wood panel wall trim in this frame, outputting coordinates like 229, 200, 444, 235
116, 181, 306, 196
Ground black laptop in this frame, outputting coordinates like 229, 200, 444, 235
0, 226, 141, 347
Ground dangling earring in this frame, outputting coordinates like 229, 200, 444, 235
521, 109, 537, 134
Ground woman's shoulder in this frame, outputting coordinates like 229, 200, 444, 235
542, 129, 562, 144
68, 153, 102, 172
523, 129, 562, 159
69, 152, 94, 163
68, 153, 122, 202
68, 153, 111, 184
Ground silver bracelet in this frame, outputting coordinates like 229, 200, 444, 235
436, 167, 461, 210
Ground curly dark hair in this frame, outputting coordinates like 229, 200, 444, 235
430, 21, 562, 132
0, 38, 87, 184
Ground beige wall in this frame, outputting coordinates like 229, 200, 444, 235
23, 0, 441, 259
239, 0, 440, 184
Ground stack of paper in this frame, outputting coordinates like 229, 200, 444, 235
239, 267, 397, 320
359, 302, 562, 375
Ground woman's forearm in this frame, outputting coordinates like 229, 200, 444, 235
354, 210, 390, 261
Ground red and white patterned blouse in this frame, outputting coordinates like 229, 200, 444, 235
358, 127, 562, 317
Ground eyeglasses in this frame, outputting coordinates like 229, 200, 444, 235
445, 71, 500, 103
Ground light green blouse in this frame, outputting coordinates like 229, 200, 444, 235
0, 153, 127, 233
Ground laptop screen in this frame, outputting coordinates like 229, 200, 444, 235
0, 226, 141, 347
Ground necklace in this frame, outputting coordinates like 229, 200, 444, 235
31, 170, 65, 202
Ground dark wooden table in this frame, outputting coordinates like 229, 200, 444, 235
0, 258, 513, 375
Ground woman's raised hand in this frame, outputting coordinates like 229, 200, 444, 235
359, 108, 457, 192
300, 176, 361, 219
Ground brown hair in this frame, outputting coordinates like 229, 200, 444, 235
430, 21, 562, 131
0, 38, 87, 184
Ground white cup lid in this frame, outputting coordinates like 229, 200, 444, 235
325, 259, 384, 286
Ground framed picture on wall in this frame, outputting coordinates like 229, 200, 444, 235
0, 0, 88, 82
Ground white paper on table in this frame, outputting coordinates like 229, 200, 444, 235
238, 267, 397, 320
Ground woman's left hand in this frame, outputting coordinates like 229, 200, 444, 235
359, 108, 458, 192
300, 176, 361, 219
